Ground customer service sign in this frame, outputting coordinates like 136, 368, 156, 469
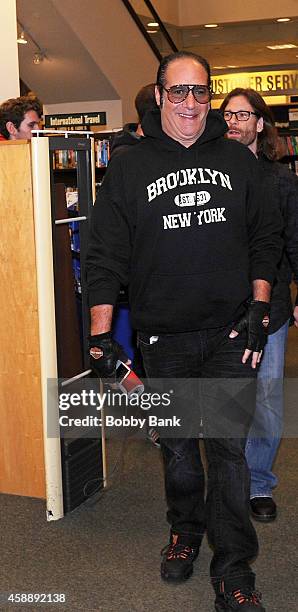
211, 69, 298, 98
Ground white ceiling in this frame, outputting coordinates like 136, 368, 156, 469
16, 0, 119, 103
182, 19, 298, 71
146, 17, 298, 71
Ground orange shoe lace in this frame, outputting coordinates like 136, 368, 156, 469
161, 535, 196, 561
226, 589, 263, 608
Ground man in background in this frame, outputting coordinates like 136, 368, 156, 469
0, 94, 42, 140
221, 88, 298, 522
110, 83, 158, 158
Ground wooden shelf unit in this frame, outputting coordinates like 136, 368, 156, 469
0, 141, 46, 499
0, 135, 107, 519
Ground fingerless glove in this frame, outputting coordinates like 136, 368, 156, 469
233, 300, 270, 352
89, 332, 128, 378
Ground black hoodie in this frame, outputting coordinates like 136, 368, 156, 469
86, 109, 282, 333
110, 123, 142, 158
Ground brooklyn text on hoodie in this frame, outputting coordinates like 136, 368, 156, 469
147, 167, 232, 202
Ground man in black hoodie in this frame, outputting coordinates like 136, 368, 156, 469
86, 52, 282, 612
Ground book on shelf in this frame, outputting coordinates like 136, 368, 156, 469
279, 135, 298, 157
286, 136, 295, 156
65, 186, 79, 210
64, 186, 81, 293
289, 108, 298, 129
95, 138, 111, 167
52, 149, 78, 169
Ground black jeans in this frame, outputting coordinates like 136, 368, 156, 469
139, 326, 259, 593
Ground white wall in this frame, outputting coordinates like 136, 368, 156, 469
133, 0, 179, 24
43, 100, 123, 131
53, 0, 158, 125
0, 0, 19, 100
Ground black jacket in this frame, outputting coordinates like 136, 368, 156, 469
258, 156, 298, 333
86, 109, 282, 334
110, 123, 142, 158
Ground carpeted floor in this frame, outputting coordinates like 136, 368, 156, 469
1, 324, 297, 612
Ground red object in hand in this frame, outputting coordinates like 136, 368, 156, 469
116, 360, 144, 396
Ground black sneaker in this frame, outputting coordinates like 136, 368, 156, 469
215, 588, 265, 611
250, 497, 277, 522
161, 534, 199, 582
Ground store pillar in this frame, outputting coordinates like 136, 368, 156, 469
0, 0, 20, 99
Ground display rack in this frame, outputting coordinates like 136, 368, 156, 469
46, 133, 107, 514
25, 132, 107, 518
48, 134, 94, 372
271, 104, 298, 175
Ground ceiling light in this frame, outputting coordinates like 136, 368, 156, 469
147, 30, 158, 34
267, 43, 297, 49
276, 18, 291, 22
33, 52, 44, 64
212, 66, 226, 69
17, 31, 28, 44
147, 22, 159, 27
227, 65, 237, 68
204, 24, 218, 28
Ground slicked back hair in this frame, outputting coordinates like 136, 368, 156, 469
156, 51, 211, 108
220, 87, 278, 161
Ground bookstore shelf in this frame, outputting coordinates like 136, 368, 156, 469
272, 104, 298, 175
